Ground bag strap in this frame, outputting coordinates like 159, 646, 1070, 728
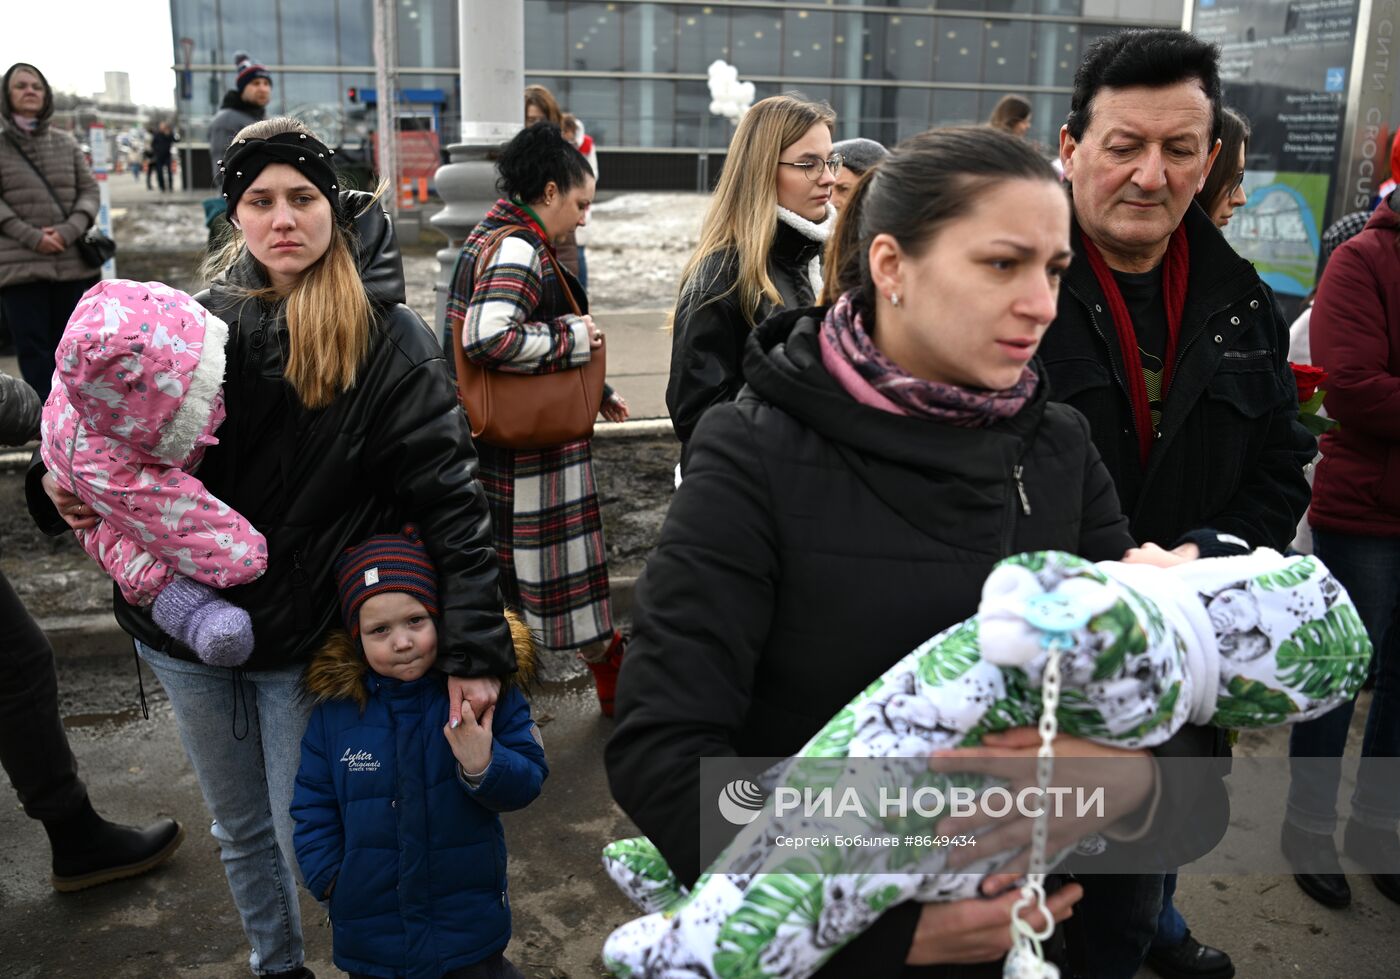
446, 224, 528, 345
4, 131, 76, 218
447, 226, 533, 411
472, 223, 583, 318
530, 234, 582, 317
471, 224, 531, 284
450, 223, 583, 376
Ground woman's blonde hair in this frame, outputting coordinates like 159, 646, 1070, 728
674, 94, 835, 328
202, 117, 374, 410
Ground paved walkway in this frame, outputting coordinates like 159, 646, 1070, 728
592, 309, 671, 421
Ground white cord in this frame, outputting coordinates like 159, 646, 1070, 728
1003, 626, 1067, 979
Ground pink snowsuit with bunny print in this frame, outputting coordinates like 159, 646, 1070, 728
39, 279, 267, 606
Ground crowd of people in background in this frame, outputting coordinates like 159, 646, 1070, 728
1, 21, 1398, 979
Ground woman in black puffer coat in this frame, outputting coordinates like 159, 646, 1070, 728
608, 127, 1165, 978
29, 117, 513, 979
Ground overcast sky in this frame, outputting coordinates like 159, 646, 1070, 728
2, 0, 176, 108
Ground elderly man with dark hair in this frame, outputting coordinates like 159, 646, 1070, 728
1040, 27, 1315, 979
830, 136, 887, 210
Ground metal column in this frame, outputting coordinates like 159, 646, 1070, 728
373, 0, 400, 223
431, 0, 525, 331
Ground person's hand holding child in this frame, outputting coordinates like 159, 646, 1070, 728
444, 703, 495, 779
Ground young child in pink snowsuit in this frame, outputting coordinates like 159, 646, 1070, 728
40, 279, 267, 665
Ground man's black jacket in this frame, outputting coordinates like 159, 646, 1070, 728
1039, 201, 1314, 553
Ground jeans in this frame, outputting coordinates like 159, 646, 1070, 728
1287, 529, 1400, 834
0, 276, 99, 398
0, 569, 88, 821
137, 641, 312, 975
1065, 873, 1164, 979
576, 244, 589, 291
153, 157, 173, 192
1153, 873, 1188, 948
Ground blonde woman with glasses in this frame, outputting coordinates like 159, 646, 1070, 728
666, 94, 841, 467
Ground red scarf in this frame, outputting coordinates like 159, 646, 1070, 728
1079, 224, 1191, 469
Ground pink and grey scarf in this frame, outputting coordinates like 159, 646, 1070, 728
818, 291, 1037, 427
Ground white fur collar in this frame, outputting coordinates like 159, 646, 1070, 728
776, 203, 835, 300
154, 312, 229, 462
776, 202, 836, 243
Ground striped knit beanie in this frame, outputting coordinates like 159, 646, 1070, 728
233, 51, 272, 95
334, 526, 439, 637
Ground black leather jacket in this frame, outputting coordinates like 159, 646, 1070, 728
28, 193, 515, 676
0, 367, 39, 446
666, 219, 824, 450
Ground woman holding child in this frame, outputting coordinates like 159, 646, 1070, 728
30, 117, 515, 979
607, 127, 1169, 975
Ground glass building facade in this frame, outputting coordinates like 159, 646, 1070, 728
169, 0, 1178, 161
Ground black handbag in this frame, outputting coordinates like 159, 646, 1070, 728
4, 132, 115, 269
75, 227, 117, 267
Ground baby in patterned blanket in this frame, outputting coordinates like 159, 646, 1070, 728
41, 279, 267, 666
600, 549, 1371, 979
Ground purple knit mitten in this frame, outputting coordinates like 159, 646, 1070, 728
151, 577, 254, 667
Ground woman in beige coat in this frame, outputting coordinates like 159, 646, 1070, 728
0, 62, 100, 397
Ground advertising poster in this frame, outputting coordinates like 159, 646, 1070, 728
1190, 0, 1361, 296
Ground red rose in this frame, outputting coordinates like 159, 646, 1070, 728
1291, 362, 1328, 404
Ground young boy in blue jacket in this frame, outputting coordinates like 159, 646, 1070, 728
291, 527, 546, 979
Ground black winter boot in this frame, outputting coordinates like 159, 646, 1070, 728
1145, 930, 1235, 979
1344, 818, 1400, 905
1281, 820, 1351, 908
43, 798, 184, 892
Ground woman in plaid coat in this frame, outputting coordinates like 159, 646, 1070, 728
445, 122, 625, 713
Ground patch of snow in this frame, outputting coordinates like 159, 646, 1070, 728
103, 190, 714, 319
585, 193, 709, 310
112, 201, 209, 252
414, 192, 710, 318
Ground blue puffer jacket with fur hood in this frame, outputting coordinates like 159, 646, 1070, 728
291, 617, 547, 979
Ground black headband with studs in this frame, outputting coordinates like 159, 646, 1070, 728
219, 131, 340, 216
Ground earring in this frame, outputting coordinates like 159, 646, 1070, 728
890, 293, 901, 308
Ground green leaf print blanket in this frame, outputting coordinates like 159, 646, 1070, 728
600, 549, 1371, 979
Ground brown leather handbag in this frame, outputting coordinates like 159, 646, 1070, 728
450, 224, 607, 449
